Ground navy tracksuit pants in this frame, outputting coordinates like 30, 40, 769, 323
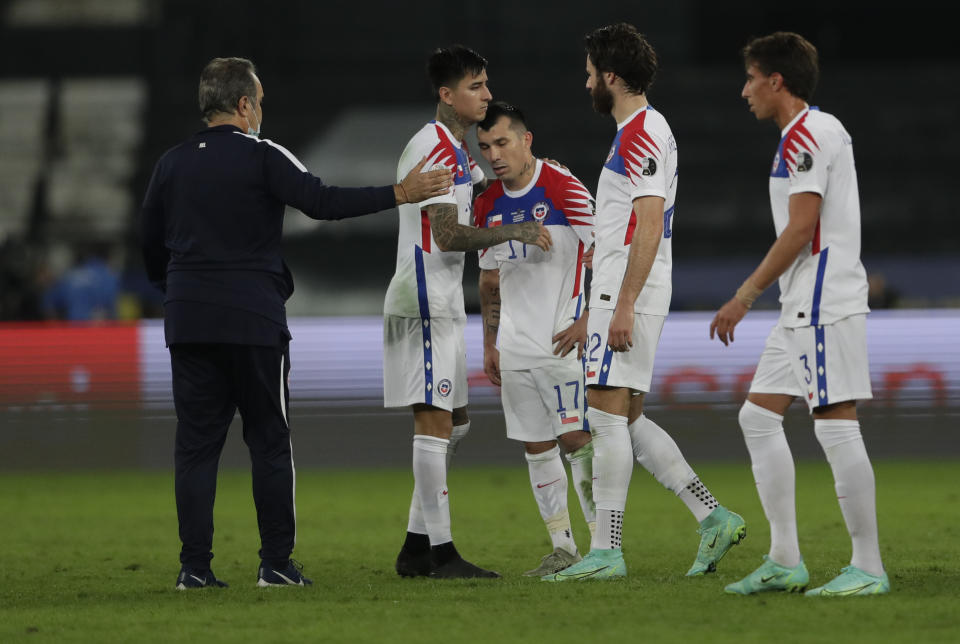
170, 342, 294, 570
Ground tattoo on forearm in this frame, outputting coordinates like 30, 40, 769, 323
430, 206, 530, 252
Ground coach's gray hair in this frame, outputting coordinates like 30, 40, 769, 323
198, 57, 257, 123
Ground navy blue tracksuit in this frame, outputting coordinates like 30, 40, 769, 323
141, 124, 395, 570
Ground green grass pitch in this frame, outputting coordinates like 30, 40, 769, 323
2, 461, 958, 643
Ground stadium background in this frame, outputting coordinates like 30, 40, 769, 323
1, 0, 958, 469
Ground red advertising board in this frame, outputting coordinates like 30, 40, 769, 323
0, 322, 140, 408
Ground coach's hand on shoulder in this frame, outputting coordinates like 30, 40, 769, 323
553, 314, 588, 359
396, 157, 453, 204
513, 221, 552, 251
542, 158, 568, 171
709, 297, 748, 346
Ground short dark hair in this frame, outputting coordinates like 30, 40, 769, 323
742, 32, 819, 102
427, 45, 487, 100
585, 23, 657, 95
478, 101, 527, 133
199, 57, 257, 123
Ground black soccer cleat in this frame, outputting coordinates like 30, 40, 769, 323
257, 558, 313, 587
395, 531, 432, 577
428, 542, 500, 579
175, 567, 229, 590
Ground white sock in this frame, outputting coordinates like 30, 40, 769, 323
526, 446, 577, 555
596, 509, 624, 550
566, 441, 597, 537
447, 421, 470, 469
628, 414, 715, 521
814, 419, 884, 576
406, 490, 427, 535
677, 477, 720, 523
739, 401, 801, 567
412, 435, 452, 546
587, 407, 632, 550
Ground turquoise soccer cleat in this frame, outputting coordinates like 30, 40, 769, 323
805, 565, 890, 597
686, 506, 747, 576
724, 555, 810, 595
541, 548, 626, 582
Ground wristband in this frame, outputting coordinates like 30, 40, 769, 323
735, 280, 763, 308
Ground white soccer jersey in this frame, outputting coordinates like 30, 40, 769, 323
383, 120, 485, 320
769, 107, 869, 328
590, 106, 676, 315
475, 160, 594, 370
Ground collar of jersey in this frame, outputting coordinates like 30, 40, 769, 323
199, 124, 244, 135
617, 105, 650, 130
501, 159, 543, 198
429, 119, 464, 148
779, 104, 812, 136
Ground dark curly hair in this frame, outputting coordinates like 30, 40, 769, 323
585, 23, 657, 95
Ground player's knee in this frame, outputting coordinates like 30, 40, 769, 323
738, 400, 784, 439
557, 431, 589, 454
452, 406, 469, 426
813, 418, 862, 451
524, 444, 560, 463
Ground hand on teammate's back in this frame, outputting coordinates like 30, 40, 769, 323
398, 156, 453, 203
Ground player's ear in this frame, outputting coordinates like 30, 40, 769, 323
524, 131, 533, 149
438, 86, 454, 106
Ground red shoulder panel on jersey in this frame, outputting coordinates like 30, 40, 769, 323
426, 124, 459, 170
541, 164, 594, 227
782, 113, 820, 175
620, 111, 662, 184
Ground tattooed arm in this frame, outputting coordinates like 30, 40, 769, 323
427, 203, 552, 252
479, 268, 502, 386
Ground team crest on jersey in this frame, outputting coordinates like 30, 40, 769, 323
437, 379, 452, 397
605, 143, 617, 164
640, 157, 657, 176
795, 151, 813, 172
532, 201, 549, 222
771, 151, 781, 173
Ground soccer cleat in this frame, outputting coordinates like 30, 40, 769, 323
428, 542, 500, 579
541, 548, 626, 582
686, 505, 747, 576
805, 565, 890, 597
175, 567, 228, 590
523, 548, 582, 577
724, 555, 809, 595
256, 559, 313, 587
395, 532, 432, 577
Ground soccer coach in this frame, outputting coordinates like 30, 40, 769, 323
140, 57, 452, 590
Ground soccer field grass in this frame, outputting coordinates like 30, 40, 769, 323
2, 462, 958, 643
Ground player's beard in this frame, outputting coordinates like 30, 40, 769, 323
591, 77, 614, 114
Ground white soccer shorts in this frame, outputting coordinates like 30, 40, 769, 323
749, 314, 873, 411
584, 308, 666, 393
383, 315, 467, 411
501, 360, 586, 442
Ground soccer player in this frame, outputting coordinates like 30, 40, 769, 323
384, 46, 552, 579
712, 32, 889, 597
474, 102, 597, 576
546, 23, 746, 582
